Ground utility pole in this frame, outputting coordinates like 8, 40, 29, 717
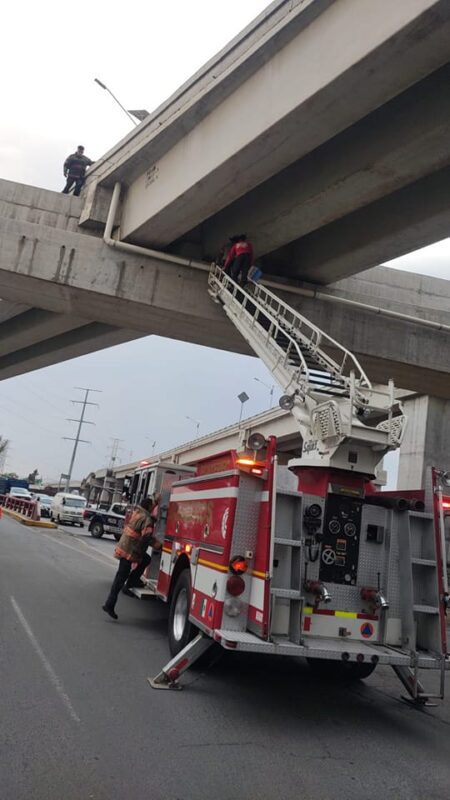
63, 387, 101, 491
102, 437, 125, 505
107, 437, 125, 469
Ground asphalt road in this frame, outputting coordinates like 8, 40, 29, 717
1, 513, 450, 800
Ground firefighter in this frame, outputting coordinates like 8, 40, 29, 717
62, 145, 94, 196
102, 495, 161, 620
223, 233, 254, 286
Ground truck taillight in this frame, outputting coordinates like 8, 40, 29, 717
226, 575, 245, 596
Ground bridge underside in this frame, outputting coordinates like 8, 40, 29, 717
0, 214, 448, 398
81, 2, 450, 286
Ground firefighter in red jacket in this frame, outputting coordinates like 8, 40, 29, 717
223, 234, 254, 286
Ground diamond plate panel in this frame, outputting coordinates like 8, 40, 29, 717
225, 472, 264, 632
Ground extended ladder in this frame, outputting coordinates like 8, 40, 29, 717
208, 265, 406, 460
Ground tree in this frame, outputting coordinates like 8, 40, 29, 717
0, 436, 8, 456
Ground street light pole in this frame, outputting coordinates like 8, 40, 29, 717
237, 391, 249, 424
186, 416, 201, 438
94, 78, 138, 126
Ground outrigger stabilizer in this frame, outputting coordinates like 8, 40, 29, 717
148, 634, 213, 690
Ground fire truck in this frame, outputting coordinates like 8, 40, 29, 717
131, 266, 449, 704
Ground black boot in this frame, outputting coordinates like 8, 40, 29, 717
102, 604, 118, 620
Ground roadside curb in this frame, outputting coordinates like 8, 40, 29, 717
1, 508, 57, 528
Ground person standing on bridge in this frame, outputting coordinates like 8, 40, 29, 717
102, 495, 161, 620
223, 233, 254, 287
62, 145, 94, 197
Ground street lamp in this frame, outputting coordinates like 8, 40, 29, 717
186, 416, 201, 438
254, 377, 275, 408
94, 78, 139, 126
146, 438, 157, 455
237, 391, 249, 424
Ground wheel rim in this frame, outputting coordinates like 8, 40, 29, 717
173, 588, 188, 641
93, 524, 102, 536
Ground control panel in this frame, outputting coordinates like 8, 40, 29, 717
319, 494, 363, 585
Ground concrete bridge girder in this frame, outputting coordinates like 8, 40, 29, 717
0, 215, 449, 398
80, 0, 450, 287
198, 65, 450, 275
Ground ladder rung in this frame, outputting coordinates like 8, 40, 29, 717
271, 588, 302, 599
274, 537, 302, 547
413, 604, 439, 614
411, 558, 436, 566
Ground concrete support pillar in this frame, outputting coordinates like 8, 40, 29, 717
397, 395, 450, 489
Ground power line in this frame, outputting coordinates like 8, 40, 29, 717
62, 387, 101, 490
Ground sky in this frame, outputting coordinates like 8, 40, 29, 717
0, 0, 449, 484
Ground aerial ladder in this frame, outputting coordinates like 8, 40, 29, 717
208, 264, 407, 478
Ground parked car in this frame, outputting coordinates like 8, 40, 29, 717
87, 503, 127, 540
31, 493, 53, 518
50, 493, 86, 526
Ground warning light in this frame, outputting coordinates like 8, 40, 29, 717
230, 556, 248, 575
442, 501, 450, 510
251, 468, 263, 476
185, 544, 192, 554
139, 460, 150, 467
237, 457, 257, 467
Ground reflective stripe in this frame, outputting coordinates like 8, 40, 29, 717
197, 557, 228, 573
304, 606, 378, 621
171, 488, 239, 502
123, 527, 141, 540
251, 569, 267, 579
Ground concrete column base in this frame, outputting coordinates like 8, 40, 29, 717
398, 395, 450, 489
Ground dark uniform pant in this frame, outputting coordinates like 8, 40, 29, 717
62, 176, 85, 196
230, 253, 251, 286
104, 553, 151, 611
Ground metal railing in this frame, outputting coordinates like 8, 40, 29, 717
213, 265, 371, 388
0, 494, 39, 519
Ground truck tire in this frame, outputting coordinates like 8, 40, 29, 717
307, 658, 376, 681
90, 521, 104, 539
168, 569, 195, 657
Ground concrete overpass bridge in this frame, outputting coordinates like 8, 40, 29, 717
0, 0, 449, 400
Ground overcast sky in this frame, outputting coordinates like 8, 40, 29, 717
0, 0, 448, 483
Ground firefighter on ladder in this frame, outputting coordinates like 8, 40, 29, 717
223, 234, 254, 287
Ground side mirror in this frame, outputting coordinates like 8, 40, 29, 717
62, 498, 66, 505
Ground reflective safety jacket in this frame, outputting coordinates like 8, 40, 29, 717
114, 507, 154, 562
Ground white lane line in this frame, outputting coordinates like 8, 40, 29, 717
10, 596, 81, 724
40, 532, 116, 568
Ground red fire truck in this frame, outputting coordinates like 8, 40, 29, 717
131, 267, 449, 704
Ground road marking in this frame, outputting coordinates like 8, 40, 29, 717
10, 596, 81, 724
40, 532, 116, 568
